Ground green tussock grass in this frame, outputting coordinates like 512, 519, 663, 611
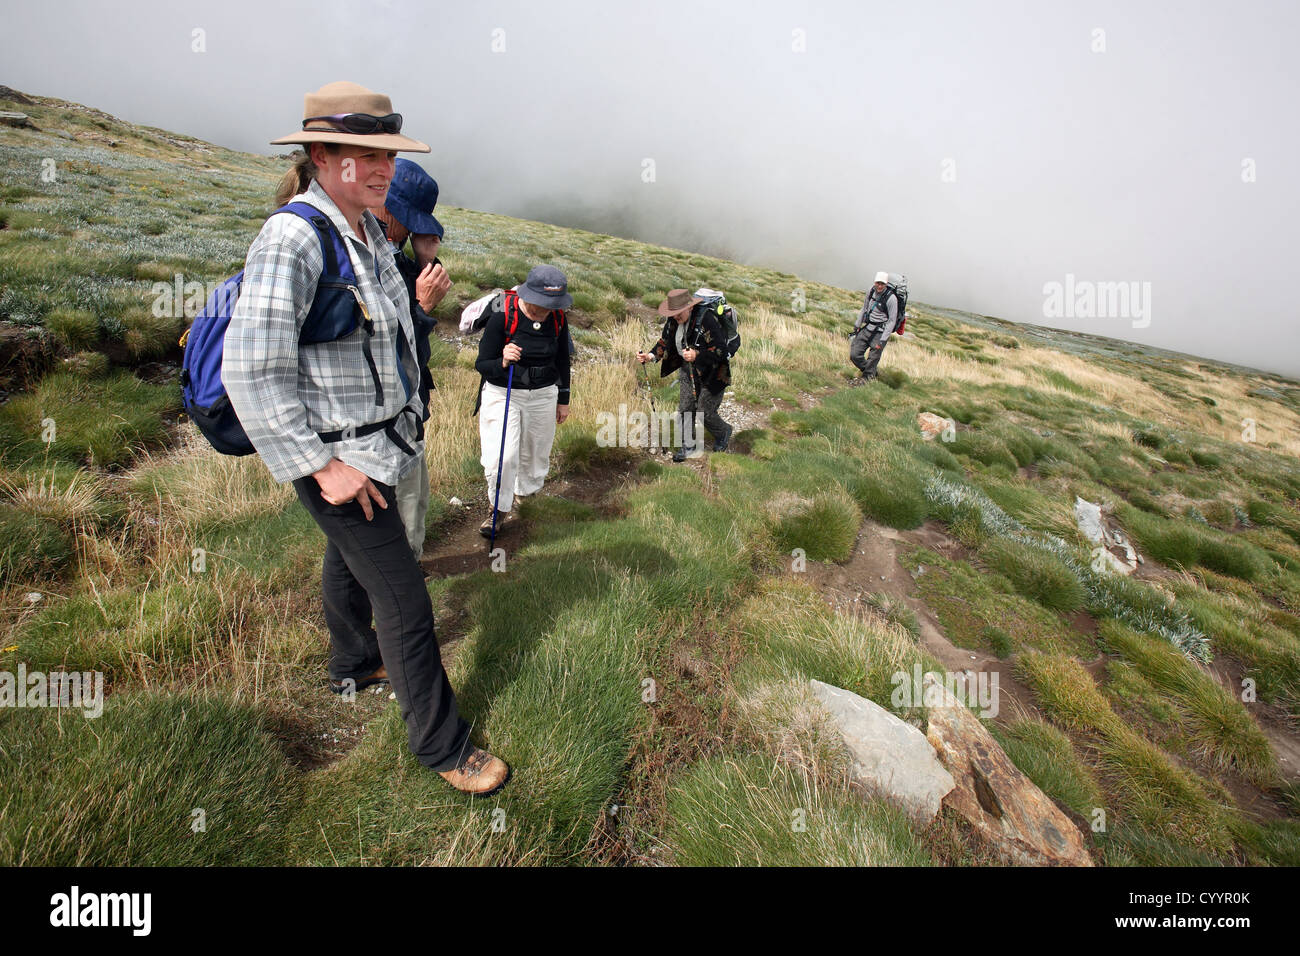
991, 718, 1104, 817
0, 690, 298, 866
1015, 651, 1237, 859
663, 753, 933, 866
0, 370, 178, 468
1099, 620, 1277, 785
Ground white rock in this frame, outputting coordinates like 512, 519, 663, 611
1074, 497, 1107, 544
810, 679, 955, 824
25, 592, 43, 603
449, 497, 463, 507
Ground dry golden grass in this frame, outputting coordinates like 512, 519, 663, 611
132, 435, 294, 532
422, 365, 482, 493
1082, 419, 1134, 441
741, 306, 842, 374
0, 464, 106, 525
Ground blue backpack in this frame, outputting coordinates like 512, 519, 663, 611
180, 202, 387, 456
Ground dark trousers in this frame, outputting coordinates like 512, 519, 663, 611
293, 475, 471, 772
850, 328, 888, 378
677, 364, 730, 449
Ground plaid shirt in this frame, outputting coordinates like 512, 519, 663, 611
224, 180, 423, 485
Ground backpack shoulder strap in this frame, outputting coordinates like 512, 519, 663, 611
502, 289, 519, 340
274, 202, 352, 280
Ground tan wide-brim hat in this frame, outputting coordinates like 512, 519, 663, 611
270, 81, 430, 152
658, 289, 702, 317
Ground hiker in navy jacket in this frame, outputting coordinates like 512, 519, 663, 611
473, 265, 573, 536
373, 158, 451, 558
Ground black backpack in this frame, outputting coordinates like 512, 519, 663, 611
692, 288, 741, 357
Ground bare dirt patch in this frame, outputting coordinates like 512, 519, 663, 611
801, 518, 1042, 725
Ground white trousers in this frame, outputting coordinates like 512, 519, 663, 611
479, 382, 558, 514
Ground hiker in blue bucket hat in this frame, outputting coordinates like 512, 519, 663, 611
373, 157, 451, 559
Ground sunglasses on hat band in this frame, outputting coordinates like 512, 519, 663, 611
302, 112, 403, 135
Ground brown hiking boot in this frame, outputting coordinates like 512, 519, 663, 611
439, 745, 511, 797
329, 664, 388, 695
478, 509, 517, 538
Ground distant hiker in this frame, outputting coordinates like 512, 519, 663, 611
850, 271, 904, 381
223, 81, 509, 797
473, 265, 573, 537
373, 157, 451, 559
637, 288, 733, 461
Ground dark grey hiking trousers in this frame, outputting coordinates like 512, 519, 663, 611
677, 364, 730, 449
293, 475, 472, 772
850, 327, 889, 378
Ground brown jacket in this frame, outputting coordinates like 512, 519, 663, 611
648, 309, 731, 394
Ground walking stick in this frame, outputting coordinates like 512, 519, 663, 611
489, 362, 514, 552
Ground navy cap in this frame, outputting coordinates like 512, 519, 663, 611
517, 264, 572, 311
386, 158, 444, 238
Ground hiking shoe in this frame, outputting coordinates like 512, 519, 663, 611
439, 745, 511, 797
713, 425, 733, 453
478, 509, 517, 538
671, 449, 688, 463
330, 664, 388, 695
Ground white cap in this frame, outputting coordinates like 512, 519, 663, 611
874, 271, 890, 284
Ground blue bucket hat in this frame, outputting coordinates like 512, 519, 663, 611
386, 158, 443, 238
518, 265, 572, 311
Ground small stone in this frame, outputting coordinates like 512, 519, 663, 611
25, 592, 43, 603
449, 496, 463, 507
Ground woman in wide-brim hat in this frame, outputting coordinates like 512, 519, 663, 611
271, 80, 430, 152
229, 80, 513, 799
272, 81, 432, 208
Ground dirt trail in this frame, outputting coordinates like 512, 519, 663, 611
808, 518, 1300, 825
803, 518, 1043, 725
1206, 655, 1300, 787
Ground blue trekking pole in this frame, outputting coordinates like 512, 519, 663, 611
489, 362, 514, 551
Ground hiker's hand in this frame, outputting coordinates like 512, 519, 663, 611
683, 348, 698, 363
417, 262, 450, 312
556, 404, 570, 425
637, 350, 652, 364
313, 459, 387, 521
502, 343, 522, 367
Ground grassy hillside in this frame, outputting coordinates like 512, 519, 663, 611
2, 88, 1299, 867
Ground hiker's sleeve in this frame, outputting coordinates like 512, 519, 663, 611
858, 292, 872, 328
879, 294, 899, 340
557, 322, 571, 405
223, 216, 333, 483
474, 301, 507, 378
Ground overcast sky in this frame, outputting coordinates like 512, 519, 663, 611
4, 0, 1297, 376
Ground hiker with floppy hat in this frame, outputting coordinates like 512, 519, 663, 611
850, 271, 901, 381
473, 265, 573, 538
223, 81, 509, 797
637, 289, 733, 461
372, 157, 451, 559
